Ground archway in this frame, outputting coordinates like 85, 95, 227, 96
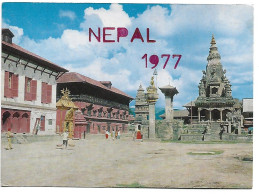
211, 109, 220, 121
212, 87, 218, 94
200, 109, 210, 121
20, 113, 30, 133
2, 111, 11, 132
12, 112, 20, 133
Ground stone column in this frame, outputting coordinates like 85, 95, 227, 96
238, 121, 241, 134
228, 121, 231, 133
148, 103, 156, 138
158, 84, 178, 140
209, 110, 212, 121
198, 109, 201, 122
241, 115, 244, 127
165, 96, 173, 121
146, 76, 159, 139
159, 85, 178, 122
220, 110, 223, 122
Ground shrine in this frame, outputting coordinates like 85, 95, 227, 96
56, 88, 79, 138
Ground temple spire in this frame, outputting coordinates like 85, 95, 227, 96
138, 83, 144, 91
207, 34, 221, 62
211, 34, 216, 45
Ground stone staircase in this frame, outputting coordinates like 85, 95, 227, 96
180, 123, 206, 141
207, 122, 221, 140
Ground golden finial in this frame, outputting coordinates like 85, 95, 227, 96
61, 88, 71, 99
61, 88, 65, 95
211, 34, 216, 45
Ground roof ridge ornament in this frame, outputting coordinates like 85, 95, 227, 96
211, 34, 216, 45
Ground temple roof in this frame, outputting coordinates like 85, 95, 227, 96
56, 88, 79, 109
57, 72, 133, 100
160, 110, 189, 119
159, 84, 176, 89
159, 84, 178, 97
183, 101, 196, 107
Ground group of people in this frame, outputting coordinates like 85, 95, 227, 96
105, 129, 121, 140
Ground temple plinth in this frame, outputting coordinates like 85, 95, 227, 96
159, 85, 179, 121
146, 76, 159, 139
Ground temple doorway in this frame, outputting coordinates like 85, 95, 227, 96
211, 109, 220, 121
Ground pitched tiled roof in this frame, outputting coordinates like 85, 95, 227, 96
57, 72, 133, 100
2, 41, 68, 73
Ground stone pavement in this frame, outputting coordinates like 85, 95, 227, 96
1, 133, 253, 188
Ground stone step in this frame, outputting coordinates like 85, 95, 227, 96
14, 135, 29, 144
186, 129, 204, 134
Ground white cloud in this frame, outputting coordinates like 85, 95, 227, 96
172, 4, 253, 36
4, 4, 253, 108
134, 4, 253, 37
59, 10, 76, 20
135, 5, 174, 37
82, 4, 132, 28
61, 29, 89, 49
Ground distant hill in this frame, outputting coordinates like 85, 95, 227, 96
129, 107, 165, 120
155, 107, 165, 120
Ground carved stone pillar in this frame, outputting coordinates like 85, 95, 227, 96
228, 121, 231, 133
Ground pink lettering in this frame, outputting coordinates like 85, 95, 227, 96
117, 27, 128, 42
103, 27, 115, 43
89, 28, 101, 42
130, 28, 144, 42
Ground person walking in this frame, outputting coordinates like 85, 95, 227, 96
219, 123, 225, 140
6, 128, 13, 150
105, 130, 109, 139
62, 131, 68, 148
117, 130, 121, 139
115, 130, 118, 139
112, 129, 115, 141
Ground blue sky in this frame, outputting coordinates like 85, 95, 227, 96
2, 3, 253, 109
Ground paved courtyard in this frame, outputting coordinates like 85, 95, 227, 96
1, 133, 253, 188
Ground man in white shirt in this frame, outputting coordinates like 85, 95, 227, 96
62, 131, 68, 148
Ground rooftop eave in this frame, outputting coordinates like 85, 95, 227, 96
2, 41, 68, 73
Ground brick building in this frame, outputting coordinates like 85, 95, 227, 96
1, 28, 68, 134
56, 72, 133, 138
